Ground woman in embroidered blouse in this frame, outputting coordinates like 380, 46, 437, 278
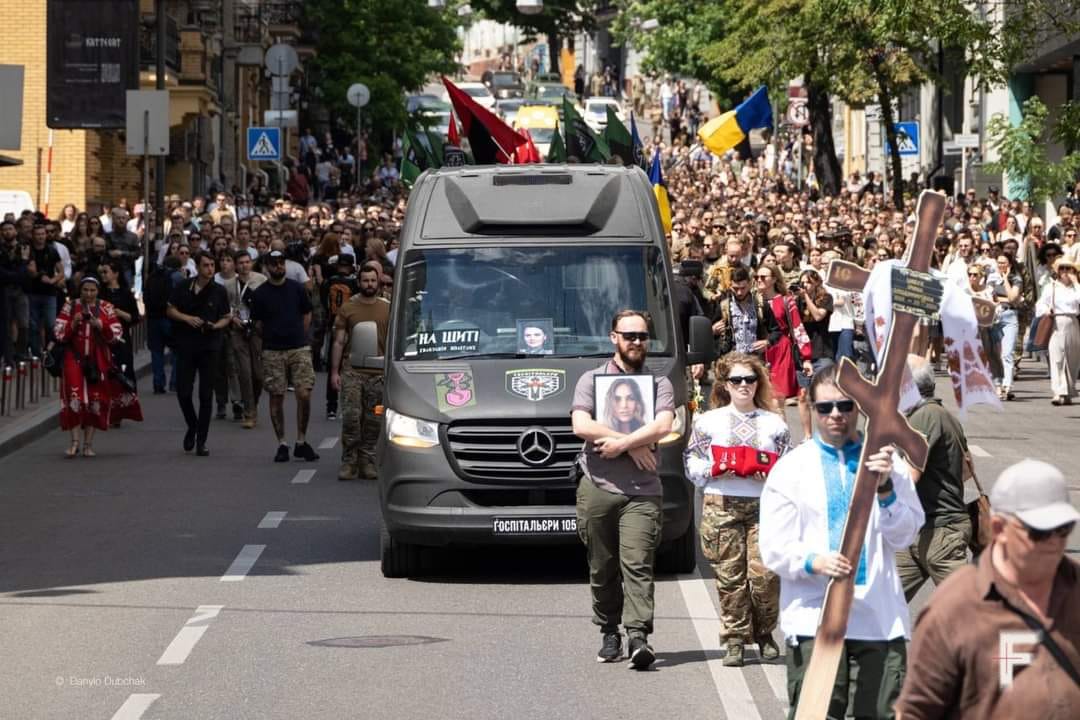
53, 276, 123, 457
684, 352, 792, 667
756, 265, 813, 402
1036, 258, 1080, 405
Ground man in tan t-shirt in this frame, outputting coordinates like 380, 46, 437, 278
330, 263, 390, 481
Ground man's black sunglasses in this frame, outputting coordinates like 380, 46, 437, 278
613, 331, 649, 343
1013, 518, 1075, 542
814, 400, 856, 414
726, 374, 758, 386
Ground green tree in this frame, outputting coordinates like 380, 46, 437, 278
468, 1, 598, 76
618, 0, 1080, 204
304, 0, 461, 143
986, 96, 1080, 205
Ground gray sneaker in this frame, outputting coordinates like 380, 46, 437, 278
597, 632, 622, 663
723, 642, 744, 667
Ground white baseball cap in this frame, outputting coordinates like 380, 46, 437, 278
990, 459, 1080, 530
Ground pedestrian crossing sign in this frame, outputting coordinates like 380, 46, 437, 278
247, 127, 281, 161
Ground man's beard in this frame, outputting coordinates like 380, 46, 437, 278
359, 285, 378, 297
269, 268, 286, 281
617, 345, 646, 372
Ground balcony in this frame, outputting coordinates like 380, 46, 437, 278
233, 9, 267, 45
260, 0, 303, 41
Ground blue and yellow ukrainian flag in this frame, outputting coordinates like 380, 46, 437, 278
698, 86, 773, 158
648, 147, 672, 235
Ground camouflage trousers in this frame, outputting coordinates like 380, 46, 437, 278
341, 370, 383, 468
700, 494, 780, 643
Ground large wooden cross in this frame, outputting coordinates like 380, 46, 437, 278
796, 191, 954, 719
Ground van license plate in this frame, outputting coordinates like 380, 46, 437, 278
492, 516, 577, 535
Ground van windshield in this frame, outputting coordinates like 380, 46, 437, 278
395, 245, 675, 360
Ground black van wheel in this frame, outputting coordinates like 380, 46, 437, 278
380, 521, 424, 578
657, 525, 697, 574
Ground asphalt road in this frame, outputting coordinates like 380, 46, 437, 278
1, 358, 1076, 720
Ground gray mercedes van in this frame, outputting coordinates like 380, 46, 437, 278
372, 164, 712, 577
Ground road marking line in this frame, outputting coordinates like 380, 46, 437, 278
221, 544, 265, 582
969, 445, 991, 457
157, 626, 209, 665
157, 605, 224, 665
762, 662, 790, 705
291, 469, 316, 484
677, 569, 763, 720
258, 511, 287, 529
319, 436, 338, 449
109, 694, 161, 720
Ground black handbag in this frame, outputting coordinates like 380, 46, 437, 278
44, 342, 66, 378
109, 364, 136, 394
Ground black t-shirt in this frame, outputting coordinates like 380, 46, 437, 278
798, 291, 834, 360
251, 279, 312, 351
29, 244, 61, 296
168, 278, 231, 352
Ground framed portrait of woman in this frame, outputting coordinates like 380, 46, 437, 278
594, 374, 655, 433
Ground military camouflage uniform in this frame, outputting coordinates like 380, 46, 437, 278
340, 370, 382, 479
700, 494, 780, 642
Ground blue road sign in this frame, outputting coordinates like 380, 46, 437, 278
247, 127, 281, 161
887, 121, 920, 157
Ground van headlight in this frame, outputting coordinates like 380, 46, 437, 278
386, 409, 440, 449
658, 405, 687, 445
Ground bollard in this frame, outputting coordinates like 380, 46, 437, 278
1, 365, 11, 416
29, 356, 40, 405
15, 361, 27, 411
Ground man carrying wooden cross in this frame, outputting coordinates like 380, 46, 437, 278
759, 191, 998, 718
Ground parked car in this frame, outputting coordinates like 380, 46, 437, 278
495, 98, 527, 126
488, 71, 525, 100
528, 82, 574, 105
442, 82, 496, 110
515, 105, 559, 159
583, 97, 624, 133
405, 94, 453, 137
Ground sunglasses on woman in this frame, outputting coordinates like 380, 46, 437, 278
726, 374, 758, 386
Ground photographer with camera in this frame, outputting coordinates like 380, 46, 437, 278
224, 251, 266, 429
167, 251, 232, 456
53, 276, 124, 457
793, 269, 834, 442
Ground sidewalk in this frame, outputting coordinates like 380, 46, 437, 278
0, 349, 153, 458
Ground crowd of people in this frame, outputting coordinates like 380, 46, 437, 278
2, 98, 1079, 715
0, 175, 399, 476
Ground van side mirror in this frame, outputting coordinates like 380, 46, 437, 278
686, 315, 713, 366
349, 321, 384, 370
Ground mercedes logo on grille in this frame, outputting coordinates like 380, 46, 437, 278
516, 427, 556, 466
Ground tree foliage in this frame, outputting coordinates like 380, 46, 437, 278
986, 97, 1080, 205
616, 0, 1080, 204
304, 0, 461, 139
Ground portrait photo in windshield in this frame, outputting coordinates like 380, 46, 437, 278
594, 374, 655, 434
517, 318, 554, 355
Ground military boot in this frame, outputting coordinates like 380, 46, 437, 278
723, 641, 744, 667
360, 461, 377, 480
757, 636, 780, 660
338, 462, 358, 481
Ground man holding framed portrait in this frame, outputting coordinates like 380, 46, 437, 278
571, 310, 675, 670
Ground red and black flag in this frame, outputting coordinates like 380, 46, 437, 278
441, 76, 526, 165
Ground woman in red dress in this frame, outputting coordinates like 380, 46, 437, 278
756, 265, 813, 402
53, 276, 123, 457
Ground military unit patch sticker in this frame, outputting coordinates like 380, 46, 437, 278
505, 369, 565, 402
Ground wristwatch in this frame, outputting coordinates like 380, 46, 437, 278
877, 477, 894, 495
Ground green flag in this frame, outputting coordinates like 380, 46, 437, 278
547, 122, 567, 163
424, 130, 445, 167
400, 131, 425, 187
603, 106, 633, 166
562, 97, 609, 163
